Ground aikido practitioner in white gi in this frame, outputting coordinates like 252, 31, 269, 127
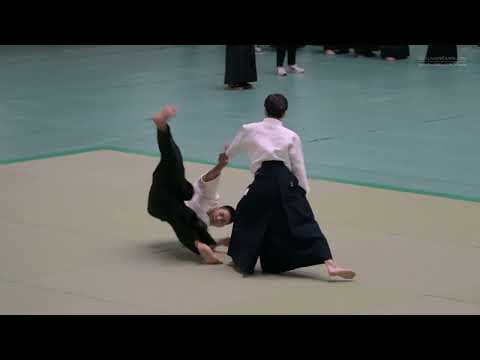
224, 94, 356, 279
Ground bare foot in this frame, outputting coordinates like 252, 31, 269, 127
325, 49, 336, 55
385, 56, 396, 61
197, 242, 223, 265
152, 105, 177, 131
327, 267, 356, 280
325, 261, 356, 280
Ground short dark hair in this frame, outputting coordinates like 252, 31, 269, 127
264, 94, 288, 119
220, 205, 236, 224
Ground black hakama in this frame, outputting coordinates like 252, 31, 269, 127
224, 45, 257, 86
324, 44, 351, 54
353, 45, 379, 57
424, 45, 458, 64
227, 161, 333, 275
380, 45, 410, 59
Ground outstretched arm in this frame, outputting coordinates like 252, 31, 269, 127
225, 126, 247, 159
202, 147, 229, 183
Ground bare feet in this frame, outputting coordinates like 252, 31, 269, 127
385, 56, 396, 61
327, 267, 356, 280
325, 49, 336, 55
152, 105, 177, 131
196, 242, 223, 265
325, 260, 356, 280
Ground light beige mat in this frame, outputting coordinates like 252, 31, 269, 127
1, 150, 479, 314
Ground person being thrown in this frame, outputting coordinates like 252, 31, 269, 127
147, 105, 234, 264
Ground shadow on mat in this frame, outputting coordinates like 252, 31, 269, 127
145, 240, 201, 264
142, 242, 352, 282
238, 265, 352, 283
274, 269, 353, 283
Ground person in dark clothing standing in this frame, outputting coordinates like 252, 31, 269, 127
380, 45, 410, 60
275, 44, 305, 76
224, 94, 356, 279
354, 45, 378, 57
424, 45, 457, 64
224, 45, 257, 90
324, 45, 351, 55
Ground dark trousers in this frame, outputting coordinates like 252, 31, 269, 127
147, 126, 215, 254
354, 45, 378, 57
150, 127, 193, 202
224, 45, 257, 85
276, 45, 297, 66
425, 45, 457, 64
380, 45, 410, 60
324, 44, 350, 54
228, 161, 333, 275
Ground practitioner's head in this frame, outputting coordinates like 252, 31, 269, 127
264, 94, 288, 120
207, 205, 235, 227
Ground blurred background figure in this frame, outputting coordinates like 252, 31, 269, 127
380, 45, 410, 61
324, 44, 351, 55
224, 45, 258, 90
275, 44, 305, 76
424, 45, 458, 64
354, 45, 379, 57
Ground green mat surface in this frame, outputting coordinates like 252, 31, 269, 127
1, 45, 479, 201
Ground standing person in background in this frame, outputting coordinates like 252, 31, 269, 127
275, 44, 305, 76
224, 45, 257, 90
424, 45, 457, 64
324, 45, 351, 55
353, 45, 378, 57
380, 45, 410, 61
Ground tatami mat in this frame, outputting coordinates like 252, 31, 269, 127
1, 150, 479, 314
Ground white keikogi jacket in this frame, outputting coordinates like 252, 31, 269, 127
185, 173, 221, 226
226, 117, 310, 193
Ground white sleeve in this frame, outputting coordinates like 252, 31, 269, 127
197, 173, 221, 201
225, 126, 247, 159
189, 173, 220, 214
289, 134, 310, 193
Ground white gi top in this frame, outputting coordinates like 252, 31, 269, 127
185, 173, 221, 226
226, 117, 310, 193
